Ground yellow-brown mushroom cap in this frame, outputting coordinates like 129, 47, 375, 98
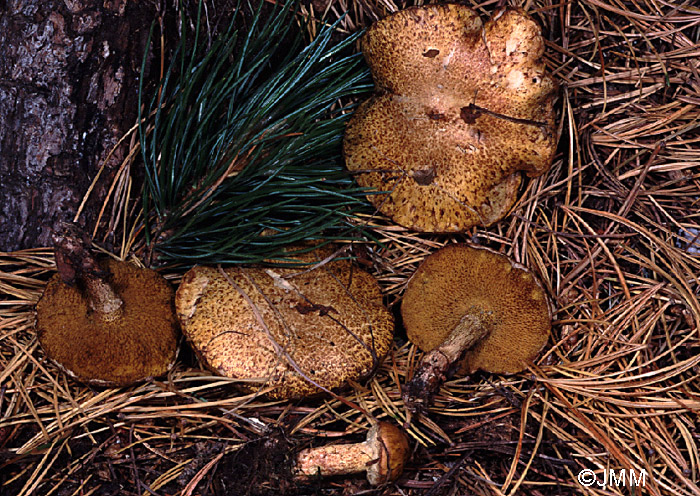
175, 248, 394, 399
344, 4, 557, 232
401, 244, 551, 374
367, 421, 411, 485
36, 259, 179, 386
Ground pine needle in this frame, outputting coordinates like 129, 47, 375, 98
138, 0, 374, 266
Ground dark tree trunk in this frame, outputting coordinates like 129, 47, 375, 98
0, 0, 157, 250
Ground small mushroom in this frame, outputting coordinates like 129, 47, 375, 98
344, 5, 557, 232
401, 244, 551, 414
175, 244, 394, 399
35, 225, 179, 386
294, 421, 410, 486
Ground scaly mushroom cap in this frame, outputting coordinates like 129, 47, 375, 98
36, 259, 179, 386
401, 244, 551, 374
344, 5, 557, 232
175, 246, 394, 399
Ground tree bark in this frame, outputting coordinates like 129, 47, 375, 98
0, 0, 157, 250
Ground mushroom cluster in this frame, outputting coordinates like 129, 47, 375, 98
35, 233, 406, 484
401, 244, 551, 413
344, 4, 557, 232
32, 4, 560, 488
175, 244, 394, 399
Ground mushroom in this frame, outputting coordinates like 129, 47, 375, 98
35, 224, 179, 386
294, 421, 410, 486
401, 244, 551, 414
344, 5, 557, 232
175, 244, 394, 399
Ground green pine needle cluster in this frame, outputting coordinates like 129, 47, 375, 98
138, 0, 374, 266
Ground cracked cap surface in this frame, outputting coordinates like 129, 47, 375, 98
344, 4, 557, 232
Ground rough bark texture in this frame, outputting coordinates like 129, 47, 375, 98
0, 0, 156, 250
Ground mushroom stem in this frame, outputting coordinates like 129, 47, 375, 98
293, 422, 410, 486
83, 275, 124, 317
294, 438, 375, 479
52, 222, 124, 318
403, 310, 493, 415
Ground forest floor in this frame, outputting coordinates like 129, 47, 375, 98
2, 0, 700, 495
